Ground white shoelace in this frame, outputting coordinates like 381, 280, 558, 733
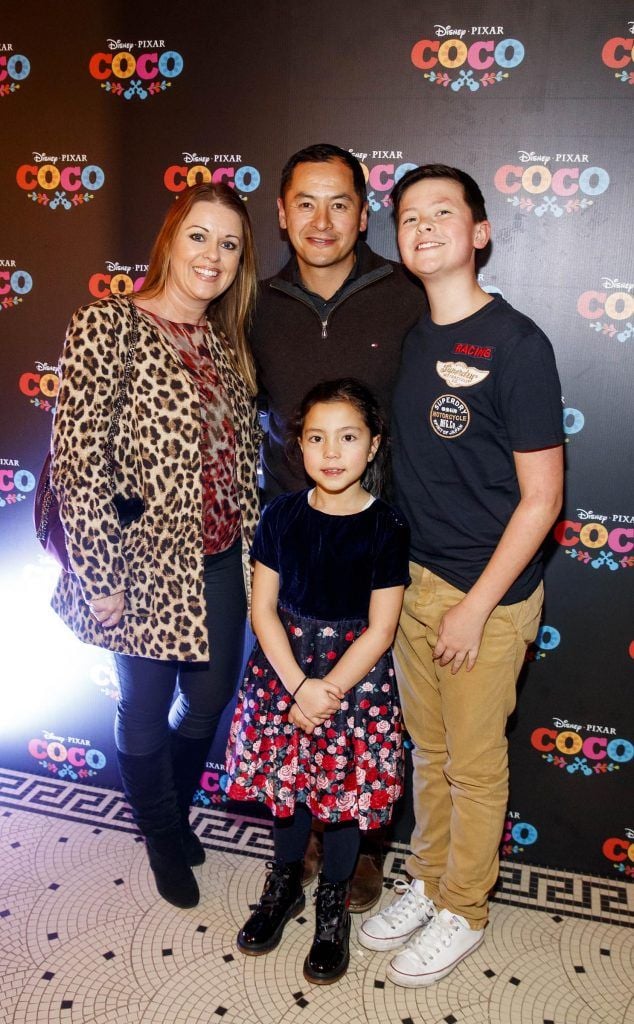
375, 879, 432, 928
406, 913, 459, 963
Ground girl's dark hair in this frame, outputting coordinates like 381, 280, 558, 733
288, 378, 387, 497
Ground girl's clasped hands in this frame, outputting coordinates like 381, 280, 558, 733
288, 676, 344, 732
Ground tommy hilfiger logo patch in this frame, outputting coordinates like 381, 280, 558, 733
452, 343, 495, 360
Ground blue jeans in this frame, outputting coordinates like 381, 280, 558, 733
114, 541, 246, 755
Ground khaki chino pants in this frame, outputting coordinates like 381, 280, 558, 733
395, 563, 543, 929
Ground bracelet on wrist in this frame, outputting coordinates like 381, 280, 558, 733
292, 676, 308, 701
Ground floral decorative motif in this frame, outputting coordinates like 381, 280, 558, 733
423, 69, 509, 90
25, 190, 94, 210
563, 546, 632, 571
226, 609, 403, 830
101, 78, 172, 100
508, 194, 595, 217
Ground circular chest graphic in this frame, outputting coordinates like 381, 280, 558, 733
430, 394, 470, 438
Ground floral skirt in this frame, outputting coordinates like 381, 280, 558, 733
225, 606, 404, 830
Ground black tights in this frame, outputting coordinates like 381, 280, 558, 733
273, 804, 360, 883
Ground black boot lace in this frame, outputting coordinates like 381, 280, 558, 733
315, 880, 348, 940
258, 860, 295, 910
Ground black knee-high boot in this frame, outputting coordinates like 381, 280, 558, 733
117, 745, 199, 908
169, 731, 214, 867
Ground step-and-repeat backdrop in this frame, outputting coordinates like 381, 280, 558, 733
1, 3, 632, 879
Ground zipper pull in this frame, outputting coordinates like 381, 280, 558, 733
321, 321, 328, 340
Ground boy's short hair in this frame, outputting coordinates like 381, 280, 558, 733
279, 144, 367, 203
391, 164, 488, 223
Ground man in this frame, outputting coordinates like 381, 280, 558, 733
359, 165, 564, 984
251, 143, 425, 503
250, 144, 426, 910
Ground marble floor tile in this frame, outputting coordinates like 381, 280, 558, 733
1, 770, 632, 1024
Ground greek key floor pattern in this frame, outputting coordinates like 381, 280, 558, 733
1, 770, 632, 1024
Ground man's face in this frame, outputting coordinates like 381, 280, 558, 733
277, 159, 368, 276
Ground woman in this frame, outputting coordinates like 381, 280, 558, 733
50, 183, 260, 908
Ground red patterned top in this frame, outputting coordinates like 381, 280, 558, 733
141, 310, 241, 555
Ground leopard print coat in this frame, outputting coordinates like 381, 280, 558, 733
50, 297, 260, 661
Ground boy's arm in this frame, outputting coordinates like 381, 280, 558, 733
434, 445, 563, 674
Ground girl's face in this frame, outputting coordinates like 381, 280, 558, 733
299, 400, 380, 494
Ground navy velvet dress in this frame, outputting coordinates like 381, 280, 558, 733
226, 490, 410, 830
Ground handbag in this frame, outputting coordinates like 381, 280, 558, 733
34, 299, 145, 572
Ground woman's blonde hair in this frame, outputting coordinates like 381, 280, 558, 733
138, 183, 258, 393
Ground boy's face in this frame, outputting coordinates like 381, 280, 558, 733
396, 178, 490, 282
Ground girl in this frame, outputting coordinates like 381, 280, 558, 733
226, 378, 409, 984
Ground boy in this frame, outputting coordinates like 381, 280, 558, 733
359, 165, 564, 986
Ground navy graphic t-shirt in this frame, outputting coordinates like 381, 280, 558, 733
392, 296, 563, 604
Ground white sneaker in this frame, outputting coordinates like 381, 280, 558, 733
386, 908, 484, 987
358, 878, 436, 951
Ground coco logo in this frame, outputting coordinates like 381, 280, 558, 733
16, 153, 105, 210
90, 660, 119, 701
577, 276, 634, 344
164, 153, 261, 195
0, 261, 32, 311
531, 718, 633, 776
554, 509, 634, 572
601, 23, 634, 86
348, 150, 417, 212
501, 812, 538, 857
88, 262, 147, 299
197, 762, 228, 806
494, 151, 610, 218
89, 38, 183, 99
526, 623, 561, 663
0, 458, 35, 509
19, 361, 59, 414
0, 45, 30, 96
410, 25, 524, 92
562, 404, 585, 443
602, 828, 634, 877
28, 733, 107, 780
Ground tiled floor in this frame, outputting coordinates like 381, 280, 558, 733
1, 770, 632, 1024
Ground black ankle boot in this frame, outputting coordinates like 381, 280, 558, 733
117, 747, 200, 909
303, 876, 351, 984
237, 860, 305, 955
170, 732, 214, 867
145, 830, 200, 909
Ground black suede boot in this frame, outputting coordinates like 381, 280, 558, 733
117, 746, 199, 909
303, 876, 351, 984
169, 732, 214, 867
237, 860, 305, 955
